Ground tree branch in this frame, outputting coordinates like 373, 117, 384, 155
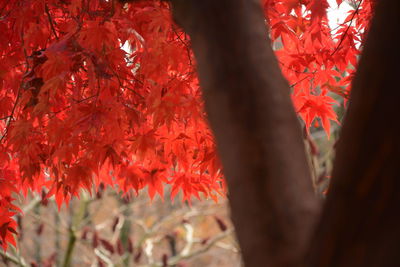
170, 1, 320, 266
309, 1, 400, 266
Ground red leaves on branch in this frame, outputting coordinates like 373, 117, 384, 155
0, 0, 373, 249
310, 0, 329, 23
0, 169, 19, 250
294, 93, 339, 137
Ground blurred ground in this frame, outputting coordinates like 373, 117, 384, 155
2, 188, 240, 267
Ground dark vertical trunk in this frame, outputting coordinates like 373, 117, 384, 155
171, 1, 319, 266
308, 1, 400, 266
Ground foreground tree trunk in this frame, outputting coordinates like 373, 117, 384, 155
171, 0, 400, 266
171, 1, 320, 266
308, 1, 400, 266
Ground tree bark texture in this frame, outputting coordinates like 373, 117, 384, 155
171, 0, 400, 266
171, 1, 320, 267
308, 1, 400, 266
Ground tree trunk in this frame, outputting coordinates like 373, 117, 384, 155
171, 0, 400, 266
308, 1, 400, 266
171, 1, 320, 266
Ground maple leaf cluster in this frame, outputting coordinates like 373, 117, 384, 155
0, 0, 373, 250
264, 0, 374, 135
0, 169, 19, 250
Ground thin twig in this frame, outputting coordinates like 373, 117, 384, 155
147, 229, 234, 267
172, 27, 192, 66
45, 4, 59, 40
0, 116, 10, 121
0, 249, 27, 267
331, 0, 362, 57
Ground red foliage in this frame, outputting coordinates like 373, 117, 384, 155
0, 0, 373, 249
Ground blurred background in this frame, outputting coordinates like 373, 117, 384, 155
0, 124, 338, 267
1, 188, 238, 267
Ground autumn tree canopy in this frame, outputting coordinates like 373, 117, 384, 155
0, 0, 374, 251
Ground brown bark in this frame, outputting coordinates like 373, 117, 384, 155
125, 0, 400, 266
171, 1, 319, 266
308, 1, 400, 266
